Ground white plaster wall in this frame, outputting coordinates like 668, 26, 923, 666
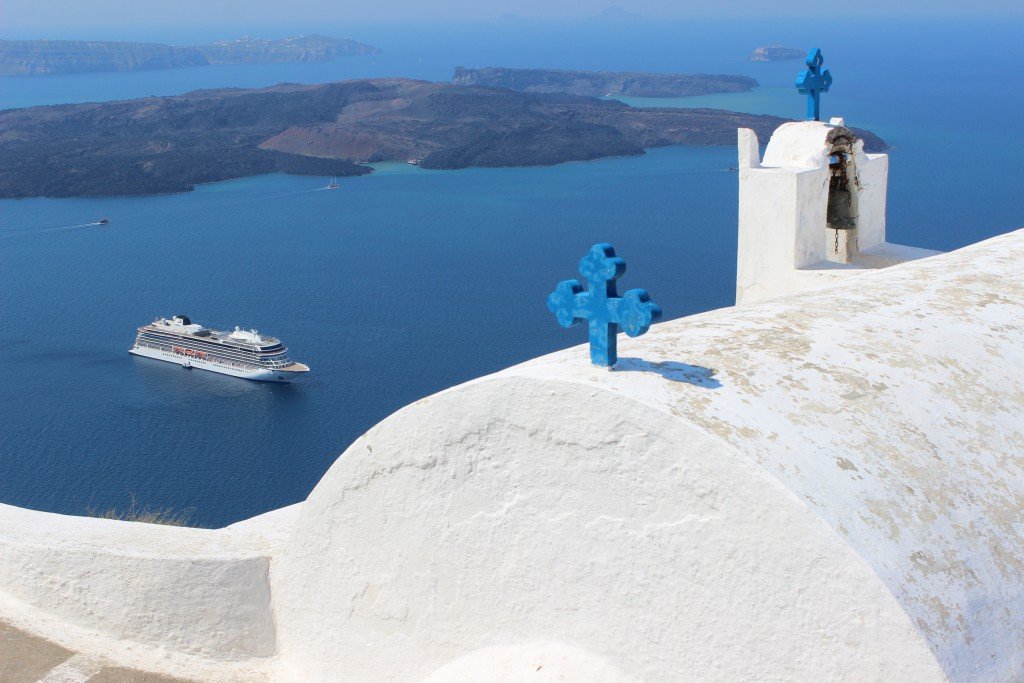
0, 502, 299, 677
737, 124, 834, 304
736, 165, 795, 299
737, 127, 760, 169
420, 642, 637, 682
794, 166, 828, 266
856, 152, 888, 250
736, 162, 832, 304
270, 377, 944, 682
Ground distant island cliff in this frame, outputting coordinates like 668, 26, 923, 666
0, 77, 885, 198
198, 34, 380, 64
453, 66, 758, 98
749, 46, 806, 62
0, 35, 380, 76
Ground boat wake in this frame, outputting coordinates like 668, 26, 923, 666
0, 221, 106, 241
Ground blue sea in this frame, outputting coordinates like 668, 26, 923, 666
2, 18, 1023, 526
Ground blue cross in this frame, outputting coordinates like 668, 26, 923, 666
795, 48, 833, 121
547, 243, 662, 367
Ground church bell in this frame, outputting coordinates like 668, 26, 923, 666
827, 154, 856, 231
827, 187, 856, 230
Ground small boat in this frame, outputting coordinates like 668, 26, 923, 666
727, 167, 738, 172
326, 178, 339, 190
98, 218, 111, 224
406, 158, 421, 166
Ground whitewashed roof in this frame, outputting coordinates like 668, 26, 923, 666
503, 228, 1024, 680
760, 119, 861, 169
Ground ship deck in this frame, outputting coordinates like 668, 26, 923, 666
140, 324, 282, 348
279, 363, 310, 372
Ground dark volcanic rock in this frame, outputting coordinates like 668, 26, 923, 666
0, 78, 886, 198
0, 82, 377, 197
453, 66, 758, 98
421, 121, 643, 169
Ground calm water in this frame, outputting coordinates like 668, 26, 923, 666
2, 18, 1023, 526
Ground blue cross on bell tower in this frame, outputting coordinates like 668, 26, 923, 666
795, 48, 833, 121
547, 243, 662, 367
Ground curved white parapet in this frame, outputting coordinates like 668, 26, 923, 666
0, 503, 299, 680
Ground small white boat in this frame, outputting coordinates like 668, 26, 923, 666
326, 177, 339, 190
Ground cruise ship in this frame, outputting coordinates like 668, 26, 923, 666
129, 315, 310, 383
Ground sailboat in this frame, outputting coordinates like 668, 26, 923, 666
326, 177, 339, 190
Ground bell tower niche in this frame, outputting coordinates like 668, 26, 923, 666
826, 133, 858, 263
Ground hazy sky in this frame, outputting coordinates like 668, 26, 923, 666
3, 0, 1022, 32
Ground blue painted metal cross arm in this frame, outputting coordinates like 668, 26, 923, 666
795, 48, 833, 121
547, 243, 662, 367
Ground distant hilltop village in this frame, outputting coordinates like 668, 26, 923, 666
0, 35, 380, 76
453, 66, 757, 98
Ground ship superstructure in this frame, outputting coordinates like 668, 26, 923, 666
130, 315, 310, 383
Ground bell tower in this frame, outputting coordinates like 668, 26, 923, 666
734, 49, 939, 305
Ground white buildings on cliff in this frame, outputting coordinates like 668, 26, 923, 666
1, 114, 1022, 681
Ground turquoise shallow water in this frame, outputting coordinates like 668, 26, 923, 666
2, 18, 1023, 526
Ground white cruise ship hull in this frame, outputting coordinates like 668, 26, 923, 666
129, 346, 308, 383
